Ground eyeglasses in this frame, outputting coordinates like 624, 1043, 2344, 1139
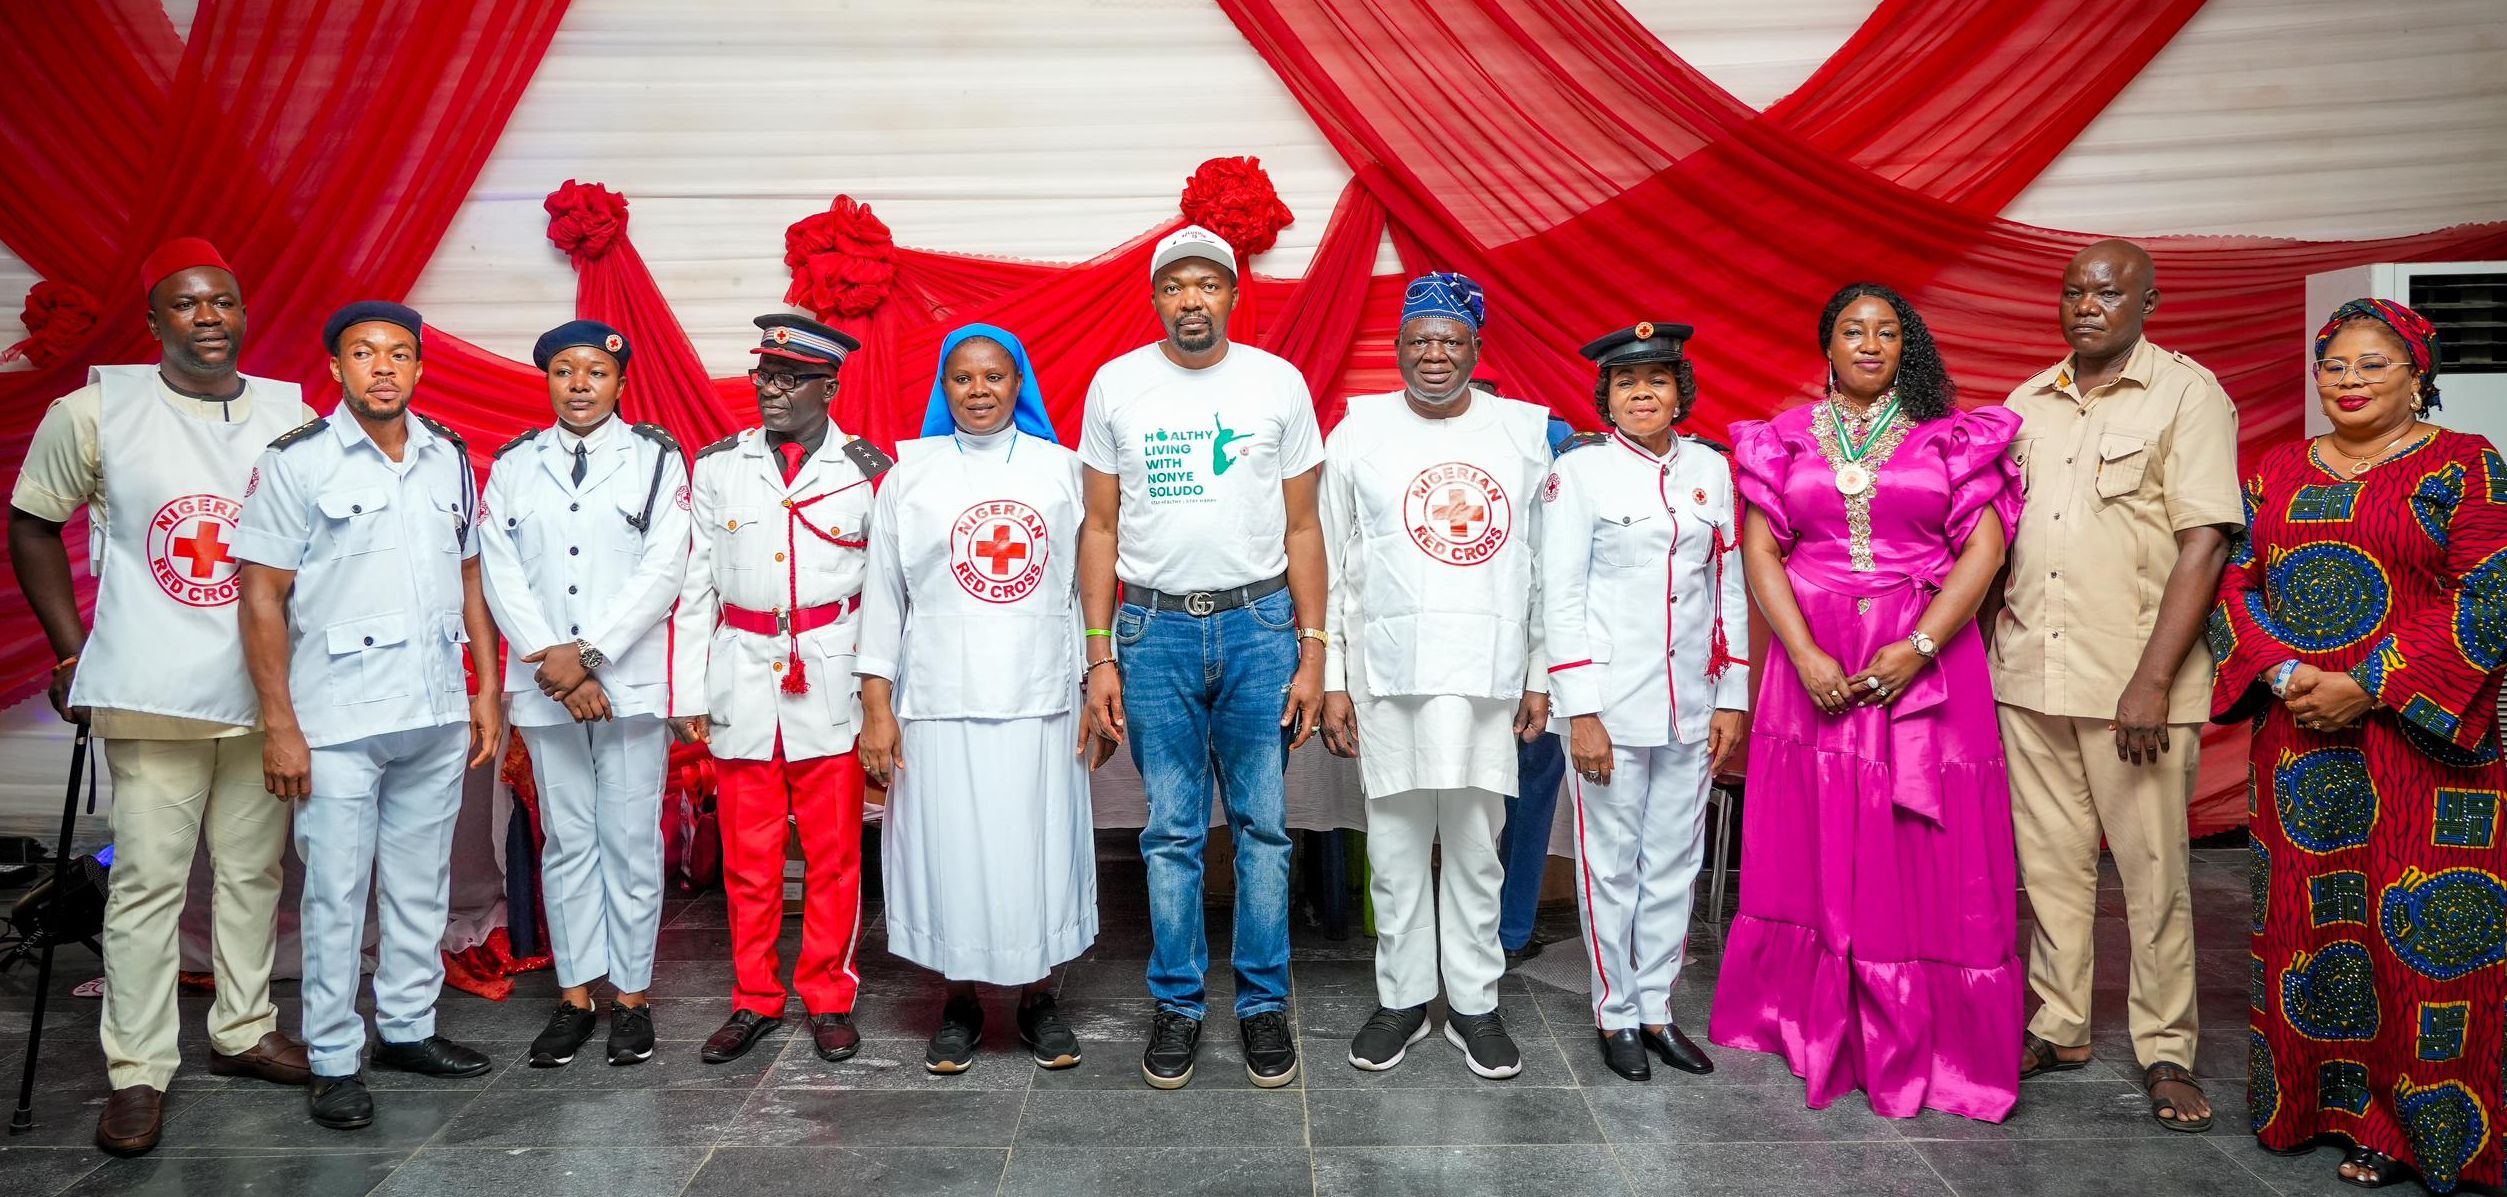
2313, 356, 2408, 384
748, 367, 834, 392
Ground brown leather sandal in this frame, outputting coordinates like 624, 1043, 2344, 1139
2020, 1032, 2088, 1079
2144, 1061, 2214, 1133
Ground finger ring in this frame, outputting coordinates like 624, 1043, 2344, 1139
1828, 689, 1843, 700
1863, 677, 1883, 692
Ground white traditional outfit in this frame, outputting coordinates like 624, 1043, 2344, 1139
1320, 388, 1551, 1016
858, 326, 1095, 984
1541, 425, 1749, 1032
478, 389, 689, 995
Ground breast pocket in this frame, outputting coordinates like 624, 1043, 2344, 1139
314, 487, 392, 559
1592, 513, 1661, 570
718, 507, 767, 571
325, 612, 413, 702
2009, 436, 2039, 498
2095, 426, 2158, 503
498, 506, 544, 563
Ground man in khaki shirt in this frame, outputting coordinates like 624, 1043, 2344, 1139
7, 240, 318, 1155
1991, 240, 2239, 1130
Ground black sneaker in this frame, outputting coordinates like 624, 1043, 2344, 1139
1240, 1011, 1298, 1088
1346, 1004, 1431, 1071
1445, 1009, 1524, 1079
529, 1002, 598, 1068
927, 996, 984, 1075
1017, 995, 1082, 1070
607, 1003, 655, 1066
1140, 1009, 1201, 1090
307, 1072, 373, 1130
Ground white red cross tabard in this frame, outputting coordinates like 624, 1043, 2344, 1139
949, 498, 1050, 603
1403, 462, 1511, 566
148, 493, 246, 607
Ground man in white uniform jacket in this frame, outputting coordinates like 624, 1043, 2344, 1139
7, 239, 315, 1155
1320, 274, 1552, 1080
478, 320, 689, 1070
235, 301, 506, 1129
671, 314, 892, 1067
1541, 321, 1749, 1082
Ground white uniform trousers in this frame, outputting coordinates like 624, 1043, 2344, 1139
1366, 786, 1507, 1015
519, 716, 668, 992
296, 723, 468, 1078
97, 734, 288, 1090
1569, 740, 1711, 1030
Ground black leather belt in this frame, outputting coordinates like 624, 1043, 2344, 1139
1126, 574, 1288, 617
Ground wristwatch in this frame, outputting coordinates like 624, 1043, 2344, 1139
1906, 631, 1938, 659
575, 639, 608, 672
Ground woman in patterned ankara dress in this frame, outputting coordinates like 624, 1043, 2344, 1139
1707, 283, 2026, 1121
2211, 298, 2507, 1193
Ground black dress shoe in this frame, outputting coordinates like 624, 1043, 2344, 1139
308, 1073, 374, 1129
1598, 1029, 1652, 1082
1503, 940, 1545, 971
1642, 1025, 1714, 1075
608, 1003, 655, 1066
372, 1035, 493, 1078
701, 1010, 782, 1064
808, 1012, 861, 1062
530, 1002, 598, 1068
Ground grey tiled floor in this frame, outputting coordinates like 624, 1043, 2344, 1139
0, 844, 2348, 1196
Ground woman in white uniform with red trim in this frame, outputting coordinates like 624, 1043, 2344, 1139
1541, 322, 1750, 1082
856, 324, 1100, 1076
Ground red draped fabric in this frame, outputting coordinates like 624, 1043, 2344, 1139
7, 0, 2504, 836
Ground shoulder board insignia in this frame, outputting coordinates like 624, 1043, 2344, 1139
1557, 430, 1611, 455
416, 413, 465, 447
631, 421, 682, 455
696, 433, 742, 460
267, 418, 325, 451
495, 429, 538, 458
1685, 434, 1732, 455
842, 436, 895, 480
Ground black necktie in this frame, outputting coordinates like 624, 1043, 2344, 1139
571, 443, 588, 486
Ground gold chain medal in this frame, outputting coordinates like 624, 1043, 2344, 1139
1829, 391, 1899, 496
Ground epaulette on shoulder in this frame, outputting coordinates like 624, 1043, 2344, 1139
1685, 434, 1732, 455
696, 432, 742, 459
495, 429, 538, 458
1556, 430, 1612, 455
631, 421, 682, 455
267, 418, 325, 451
416, 413, 464, 447
843, 436, 896, 480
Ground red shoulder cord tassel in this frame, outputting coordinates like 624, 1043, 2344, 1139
776, 489, 867, 696
1705, 453, 1747, 682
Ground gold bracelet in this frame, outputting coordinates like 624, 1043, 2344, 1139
53, 654, 79, 673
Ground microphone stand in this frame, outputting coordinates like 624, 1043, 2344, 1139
10, 724, 91, 1135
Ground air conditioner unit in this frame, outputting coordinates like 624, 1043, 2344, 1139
2303, 261, 2507, 743
2302, 262, 2507, 439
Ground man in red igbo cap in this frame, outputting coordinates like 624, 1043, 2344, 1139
670, 314, 892, 1065
7, 239, 319, 1155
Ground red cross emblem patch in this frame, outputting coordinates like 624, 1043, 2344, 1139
949, 498, 1050, 603
147, 493, 246, 607
604, 333, 623, 353
1403, 461, 1512, 567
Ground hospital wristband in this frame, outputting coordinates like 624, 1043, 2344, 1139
2269, 659, 2301, 698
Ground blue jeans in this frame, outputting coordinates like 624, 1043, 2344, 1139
1499, 732, 1565, 951
1116, 588, 1298, 1020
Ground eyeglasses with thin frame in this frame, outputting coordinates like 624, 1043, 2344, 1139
2312, 356, 2410, 384
749, 367, 834, 392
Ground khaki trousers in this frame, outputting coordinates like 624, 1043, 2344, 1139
98, 734, 288, 1090
1998, 706, 2200, 1070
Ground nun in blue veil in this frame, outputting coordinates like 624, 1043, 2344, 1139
855, 324, 1098, 1075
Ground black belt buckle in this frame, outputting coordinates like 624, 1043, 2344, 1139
1184, 591, 1218, 616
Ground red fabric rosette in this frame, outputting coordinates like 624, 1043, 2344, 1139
543, 179, 630, 263
2, 281, 101, 367
782, 195, 898, 320
1179, 156, 1294, 261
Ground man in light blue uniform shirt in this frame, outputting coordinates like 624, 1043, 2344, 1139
234, 300, 505, 1130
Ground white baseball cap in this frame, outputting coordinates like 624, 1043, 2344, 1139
1150, 224, 1237, 280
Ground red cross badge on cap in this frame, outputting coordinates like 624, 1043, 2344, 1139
771, 327, 792, 345
604, 333, 623, 352
1634, 321, 1655, 341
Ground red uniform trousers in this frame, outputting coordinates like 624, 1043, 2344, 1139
714, 745, 864, 1016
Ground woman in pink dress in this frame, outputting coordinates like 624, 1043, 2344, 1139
1707, 282, 2025, 1121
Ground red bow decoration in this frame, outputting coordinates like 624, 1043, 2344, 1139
2, 281, 101, 367
782, 195, 898, 320
543, 179, 630, 263
1180, 156, 1294, 261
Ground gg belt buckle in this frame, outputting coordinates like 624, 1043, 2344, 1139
1184, 590, 1217, 617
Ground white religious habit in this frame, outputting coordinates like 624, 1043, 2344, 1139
478, 416, 690, 993
857, 427, 1097, 984
1320, 390, 1551, 1018
669, 426, 883, 762
1540, 428, 1750, 1032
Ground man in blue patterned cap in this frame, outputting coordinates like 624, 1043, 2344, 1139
235, 300, 505, 1128
1318, 271, 1552, 1078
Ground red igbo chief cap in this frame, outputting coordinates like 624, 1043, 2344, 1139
141, 237, 235, 295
